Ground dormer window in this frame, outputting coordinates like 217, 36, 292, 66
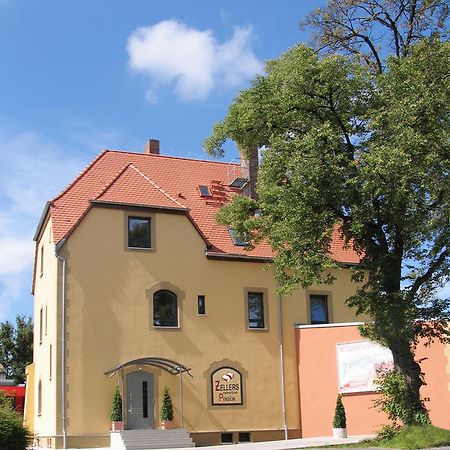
198, 185, 211, 197
229, 227, 249, 246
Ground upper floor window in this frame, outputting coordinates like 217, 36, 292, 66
153, 290, 178, 327
40, 246, 44, 276
310, 294, 329, 324
128, 217, 151, 249
247, 292, 265, 329
39, 308, 43, 344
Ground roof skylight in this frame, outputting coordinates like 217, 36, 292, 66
198, 185, 212, 197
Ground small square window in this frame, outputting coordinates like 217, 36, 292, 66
310, 295, 329, 324
197, 295, 206, 315
247, 292, 265, 329
221, 433, 233, 444
128, 217, 151, 249
239, 432, 251, 443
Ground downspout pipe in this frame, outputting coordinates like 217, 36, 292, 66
278, 291, 288, 440
55, 239, 67, 449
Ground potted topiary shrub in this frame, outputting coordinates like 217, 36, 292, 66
160, 386, 174, 429
110, 386, 123, 431
332, 394, 347, 438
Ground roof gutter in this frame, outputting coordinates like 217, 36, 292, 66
33, 201, 51, 242
205, 252, 273, 263
55, 239, 67, 449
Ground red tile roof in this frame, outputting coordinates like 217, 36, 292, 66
46, 150, 360, 263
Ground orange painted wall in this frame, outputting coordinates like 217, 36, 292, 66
296, 324, 450, 437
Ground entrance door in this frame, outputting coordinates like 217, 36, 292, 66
126, 371, 154, 429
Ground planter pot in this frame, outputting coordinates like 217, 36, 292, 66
161, 420, 174, 430
333, 427, 347, 438
111, 421, 124, 431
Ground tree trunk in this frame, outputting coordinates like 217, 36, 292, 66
388, 338, 428, 424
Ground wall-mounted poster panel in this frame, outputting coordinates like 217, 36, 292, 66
337, 340, 394, 394
211, 367, 243, 405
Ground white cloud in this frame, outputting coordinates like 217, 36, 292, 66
0, 238, 33, 275
0, 126, 114, 322
127, 20, 263, 101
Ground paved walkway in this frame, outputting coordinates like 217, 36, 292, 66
32, 434, 375, 450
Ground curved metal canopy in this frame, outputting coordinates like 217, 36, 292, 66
105, 357, 192, 377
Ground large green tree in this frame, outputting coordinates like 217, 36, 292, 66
302, 0, 449, 74
204, 38, 449, 424
0, 316, 33, 384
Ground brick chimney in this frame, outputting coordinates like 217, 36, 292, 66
144, 139, 160, 155
240, 144, 258, 200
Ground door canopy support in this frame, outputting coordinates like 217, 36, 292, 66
105, 357, 191, 429
105, 357, 192, 378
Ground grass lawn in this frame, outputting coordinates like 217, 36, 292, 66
334, 425, 450, 449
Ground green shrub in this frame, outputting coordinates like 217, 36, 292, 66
333, 394, 347, 429
374, 371, 430, 426
160, 386, 173, 422
0, 391, 14, 410
377, 423, 402, 440
0, 406, 30, 450
110, 386, 122, 422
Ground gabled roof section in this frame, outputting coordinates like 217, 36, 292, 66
94, 163, 187, 210
40, 149, 361, 263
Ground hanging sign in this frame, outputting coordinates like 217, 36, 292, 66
211, 367, 243, 405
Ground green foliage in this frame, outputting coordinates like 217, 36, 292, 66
375, 371, 430, 426
205, 36, 450, 424
0, 315, 33, 384
110, 386, 122, 422
377, 425, 450, 449
0, 405, 31, 450
377, 423, 402, 441
0, 391, 14, 411
160, 386, 173, 422
333, 394, 347, 429
332, 425, 450, 448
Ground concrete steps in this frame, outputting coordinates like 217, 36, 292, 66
113, 428, 195, 449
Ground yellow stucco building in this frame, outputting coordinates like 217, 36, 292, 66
26, 141, 366, 448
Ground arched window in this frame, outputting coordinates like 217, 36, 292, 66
153, 290, 178, 327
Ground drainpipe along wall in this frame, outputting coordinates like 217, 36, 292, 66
55, 239, 67, 449
278, 288, 288, 440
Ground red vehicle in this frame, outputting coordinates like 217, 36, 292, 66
0, 384, 26, 415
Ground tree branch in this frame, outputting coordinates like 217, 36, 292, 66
408, 247, 450, 299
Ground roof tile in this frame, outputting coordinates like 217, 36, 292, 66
48, 150, 360, 263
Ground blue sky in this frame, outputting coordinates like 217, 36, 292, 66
0, 1, 448, 323
0, 0, 327, 322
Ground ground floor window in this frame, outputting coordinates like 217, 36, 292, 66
221, 433, 233, 444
